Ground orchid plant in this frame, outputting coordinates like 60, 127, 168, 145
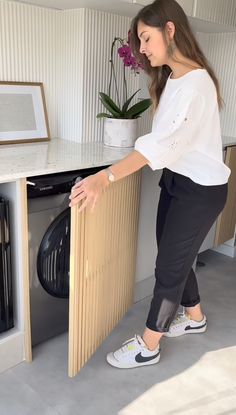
97, 33, 151, 119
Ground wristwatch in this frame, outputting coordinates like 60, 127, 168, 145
105, 167, 115, 183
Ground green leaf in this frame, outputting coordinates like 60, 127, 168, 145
125, 99, 152, 119
99, 99, 120, 117
99, 92, 122, 117
121, 89, 140, 115
96, 113, 112, 119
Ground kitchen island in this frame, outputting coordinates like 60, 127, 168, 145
0, 138, 140, 377
0, 137, 235, 376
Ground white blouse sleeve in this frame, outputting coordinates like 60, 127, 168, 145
134, 87, 205, 170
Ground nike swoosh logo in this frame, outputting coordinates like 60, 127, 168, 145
135, 351, 160, 363
185, 322, 207, 331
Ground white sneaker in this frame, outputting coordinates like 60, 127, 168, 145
106, 334, 160, 369
165, 313, 207, 338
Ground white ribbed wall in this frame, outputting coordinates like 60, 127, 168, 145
57, 9, 85, 141
0, 2, 139, 142
80, 9, 138, 143
2, 2, 235, 144
197, 32, 236, 143
195, 0, 236, 27
0, 0, 59, 137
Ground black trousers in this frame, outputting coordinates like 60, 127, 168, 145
146, 168, 228, 333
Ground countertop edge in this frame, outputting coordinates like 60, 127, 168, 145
0, 138, 134, 184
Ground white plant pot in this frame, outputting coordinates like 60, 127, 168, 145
104, 118, 138, 148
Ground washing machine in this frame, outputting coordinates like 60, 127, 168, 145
27, 166, 104, 346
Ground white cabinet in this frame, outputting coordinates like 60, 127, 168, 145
0, 179, 31, 374
131, 0, 194, 16
178, 0, 236, 27
176, 0, 194, 16
132, 0, 150, 5
131, 0, 235, 28
194, 0, 236, 27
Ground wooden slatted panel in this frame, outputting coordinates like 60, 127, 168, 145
68, 172, 141, 377
214, 146, 236, 246
19, 178, 32, 362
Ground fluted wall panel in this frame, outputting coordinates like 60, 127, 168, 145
0, 2, 137, 143
195, 0, 236, 27
81, 9, 139, 143
1, 1, 235, 145
0, 0, 59, 137
57, 9, 85, 141
197, 32, 236, 143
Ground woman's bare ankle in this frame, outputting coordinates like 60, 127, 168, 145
185, 304, 204, 322
142, 327, 164, 351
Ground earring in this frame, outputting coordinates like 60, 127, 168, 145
167, 40, 175, 56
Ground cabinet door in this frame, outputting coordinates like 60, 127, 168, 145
214, 146, 236, 246
194, 0, 236, 27
68, 172, 141, 377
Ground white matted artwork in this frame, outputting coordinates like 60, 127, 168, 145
0, 82, 50, 144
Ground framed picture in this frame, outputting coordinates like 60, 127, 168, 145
0, 81, 50, 144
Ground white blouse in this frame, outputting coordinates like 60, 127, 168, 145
135, 69, 231, 185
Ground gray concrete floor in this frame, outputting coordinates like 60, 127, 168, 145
0, 249, 236, 415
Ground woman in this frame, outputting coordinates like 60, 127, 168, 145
69, 0, 231, 369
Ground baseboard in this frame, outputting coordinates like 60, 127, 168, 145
0, 330, 24, 373
134, 275, 155, 303
212, 244, 236, 258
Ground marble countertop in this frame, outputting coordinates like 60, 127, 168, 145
1, 136, 235, 184
0, 138, 133, 184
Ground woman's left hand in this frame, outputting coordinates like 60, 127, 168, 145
69, 171, 109, 213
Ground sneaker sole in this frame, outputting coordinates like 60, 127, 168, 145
106, 353, 160, 369
165, 324, 207, 338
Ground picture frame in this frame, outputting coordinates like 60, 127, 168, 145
0, 81, 50, 145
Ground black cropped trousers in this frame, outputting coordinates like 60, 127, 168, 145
146, 168, 228, 333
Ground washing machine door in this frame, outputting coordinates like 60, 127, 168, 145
28, 195, 71, 346
37, 207, 71, 299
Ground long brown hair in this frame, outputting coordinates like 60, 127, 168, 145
130, 0, 223, 110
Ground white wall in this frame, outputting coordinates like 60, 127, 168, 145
57, 8, 139, 142
57, 8, 85, 141
0, 0, 59, 136
0, 1, 138, 142
79, 9, 139, 143
196, 32, 236, 141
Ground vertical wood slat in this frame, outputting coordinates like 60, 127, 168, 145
19, 178, 32, 363
68, 172, 141, 377
214, 145, 236, 246
68, 206, 85, 375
